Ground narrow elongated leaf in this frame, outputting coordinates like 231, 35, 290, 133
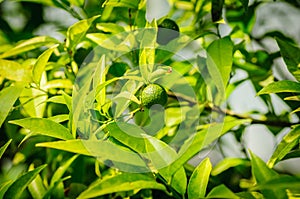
28, 164, 47, 199
78, 173, 166, 199
252, 175, 300, 191
0, 181, 13, 199
206, 37, 233, 99
250, 151, 287, 199
50, 155, 79, 186
258, 80, 300, 95
267, 125, 300, 168
0, 139, 12, 159
276, 38, 300, 81
0, 36, 59, 58
9, 118, 73, 142
0, 59, 32, 82
188, 158, 212, 199
94, 55, 107, 108
0, 84, 24, 127
36, 139, 146, 167
32, 44, 58, 84
212, 158, 250, 176
66, 15, 100, 50
206, 184, 239, 199
103, 0, 140, 9
4, 165, 47, 199
169, 118, 250, 174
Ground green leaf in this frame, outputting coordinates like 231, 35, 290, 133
252, 175, 300, 191
9, 118, 73, 144
258, 80, 300, 95
0, 181, 13, 199
211, 0, 224, 22
28, 164, 47, 199
103, 0, 140, 9
50, 155, 79, 186
66, 15, 100, 50
188, 157, 212, 199
36, 139, 147, 168
206, 36, 233, 100
94, 55, 107, 108
211, 158, 250, 176
206, 184, 239, 199
276, 38, 300, 81
267, 125, 300, 168
0, 59, 32, 82
77, 173, 166, 199
0, 139, 12, 159
96, 23, 125, 33
44, 79, 73, 90
0, 84, 24, 127
250, 151, 288, 199
0, 36, 59, 58
169, 118, 250, 175
170, 167, 187, 196
3, 165, 47, 199
32, 44, 58, 84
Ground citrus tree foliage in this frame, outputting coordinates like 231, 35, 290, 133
1, 0, 300, 198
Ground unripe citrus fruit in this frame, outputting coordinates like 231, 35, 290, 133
141, 84, 168, 108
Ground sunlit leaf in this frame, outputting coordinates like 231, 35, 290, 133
66, 15, 100, 50
0, 36, 59, 58
44, 79, 73, 90
32, 44, 58, 84
4, 165, 47, 199
212, 158, 250, 176
0, 84, 24, 127
0, 59, 32, 82
188, 158, 212, 199
258, 80, 300, 95
252, 175, 300, 191
206, 184, 239, 199
9, 118, 73, 144
28, 164, 47, 199
96, 23, 125, 33
103, 0, 140, 9
267, 125, 300, 168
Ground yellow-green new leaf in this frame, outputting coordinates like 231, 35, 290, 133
0, 59, 32, 82
32, 44, 58, 84
188, 158, 212, 199
258, 80, 300, 95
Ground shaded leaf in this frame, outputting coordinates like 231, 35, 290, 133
206, 184, 239, 199
28, 164, 47, 199
258, 80, 300, 95
188, 158, 212, 199
252, 175, 300, 191
0, 84, 24, 127
211, 0, 224, 22
78, 173, 166, 199
103, 0, 140, 9
0, 139, 12, 159
4, 165, 47, 199
267, 125, 300, 168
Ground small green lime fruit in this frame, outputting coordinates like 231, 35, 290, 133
157, 18, 180, 45
141, 84, 168, 108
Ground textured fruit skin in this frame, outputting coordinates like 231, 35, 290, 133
157, 18, 180, 45
141, 84, 168, 108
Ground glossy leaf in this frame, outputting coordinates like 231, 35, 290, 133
9, 118, 73, 143
250, 151, 287, 199
258, 80, 300, 95
36, 139, 147, 167
206, 37, 233, 100
0, 84, 24, 127
267, 125, 300, 168
0, 181, 13, 199
103, 0, 140, 9
96, 23, 125, 33
212, 158, 250, 176
0, 139, 12, 159
28, 164, 47, 199
276, 38, 300, 81
206, 184, 239, 199
0, 36, 59, 58
94, 55, 106, 107
78, 173, 165, 199
252, 175, 300, 191
32, 44, 58, 84
188, 157, 212, 199
44, 79, 73, 90
66, 15, 100, 50
0, 59, 32, 82
3, 165, 47, 199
